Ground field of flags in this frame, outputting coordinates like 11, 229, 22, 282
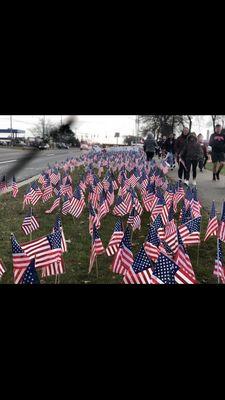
0, 147, 225, 284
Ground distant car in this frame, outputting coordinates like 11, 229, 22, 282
80, 143, 90, 151
0, 141, 7, 146
39, 143, 50, 150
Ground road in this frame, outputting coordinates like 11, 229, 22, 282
0, 148, 82, 182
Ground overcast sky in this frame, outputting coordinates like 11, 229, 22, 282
0, 115, 219, 143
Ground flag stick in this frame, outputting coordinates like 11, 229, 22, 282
30, 207, 33, 242
217, 238, 220, 284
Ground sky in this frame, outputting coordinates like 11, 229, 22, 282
0, 115, 220, 143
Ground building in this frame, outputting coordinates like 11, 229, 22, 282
0, 128, 25, 142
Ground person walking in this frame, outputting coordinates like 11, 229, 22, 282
143, 133, 158, 161
163, 133, 176, 170
209, 124, 225, 181
174, 127, 190, 182
179, 133, 204, 186
197, 134, 208, 172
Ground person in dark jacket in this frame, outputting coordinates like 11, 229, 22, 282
179, 133, 204, 186
174, 127, 190, 181
209, 124, 225, 181
143, 133, 158, 161
163, 134, 176, 169
197, 134, 208, 172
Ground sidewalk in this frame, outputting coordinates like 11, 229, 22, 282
168, 166, 225, 214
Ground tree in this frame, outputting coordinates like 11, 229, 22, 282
114, 132, 120, 145
139, 115, 187, 139
29, 118, 57, 143
50, 122, 80, 147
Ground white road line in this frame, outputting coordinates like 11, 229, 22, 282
0, 159, 17, 164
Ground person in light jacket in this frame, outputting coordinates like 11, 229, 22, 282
143, 133, 158, 161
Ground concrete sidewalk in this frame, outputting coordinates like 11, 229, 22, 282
168, 166, 225, 214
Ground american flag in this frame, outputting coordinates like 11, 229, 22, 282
218, 202, 225, 243
0, 176, 7, 192
113, 195, 127, 217
112, 226, 133, 275
164, 187, 174, 210
106, 219, 124, 256
11, 234, 31, 284
143, 192, 157, 212
98, 190, 109, 220
0, 258, 5, 278
23, 186, 33, 208
53, 181, 62, 197
30, 182, 43, 206
180, 202, 192, 224
213, 239, 225, 283
190, 188, 202, 218
69, 186, 85, 218
164, 219, 178, 253
42, 180, 53, 203
178, 217, 201, 245
132, 245, 155, 274
106, 180, 115, 207
41, 258, 65, 278
45, 194, 61, 214
38, 171, 47, 186
12, 176, 19, 198
173, 184, 185, 212
152, 214, 165, 240
204, 201, 219, 241
127, 207, 141, 231
184, 187, 193, 210
50, 168, 61, 185
151, 195, 168, 225
89, 202, 101, 234
21, 230, 62, 269
21, 259, 40, 284
123, 265, 153, 284
174, 245, 198, 284
62, 194, 71, 215
61, 177, 73, 197
144, 225, 160, 262
89, 224, 105, 274
88, 185, 99, 210
22, 210, 39, 235
151, 253, 179, 284
129, 168, 140, 188
53, 215, 67, 253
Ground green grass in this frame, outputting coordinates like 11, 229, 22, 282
0, 168, 219, 284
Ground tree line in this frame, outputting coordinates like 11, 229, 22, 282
124, 115, 225, 145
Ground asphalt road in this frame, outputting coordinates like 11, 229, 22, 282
0, 148, 82, 182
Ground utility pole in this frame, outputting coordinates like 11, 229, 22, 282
135, 115, 140, 143
10, 115, 13, 141
43, 115, 46, 139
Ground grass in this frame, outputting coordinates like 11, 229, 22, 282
0, 167, 219, 284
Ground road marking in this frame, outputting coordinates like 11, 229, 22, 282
0, 159, 17, 164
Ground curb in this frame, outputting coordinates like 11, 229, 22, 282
0, 174, 40, 197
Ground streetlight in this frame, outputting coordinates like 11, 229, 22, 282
10, 115, 13, 141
